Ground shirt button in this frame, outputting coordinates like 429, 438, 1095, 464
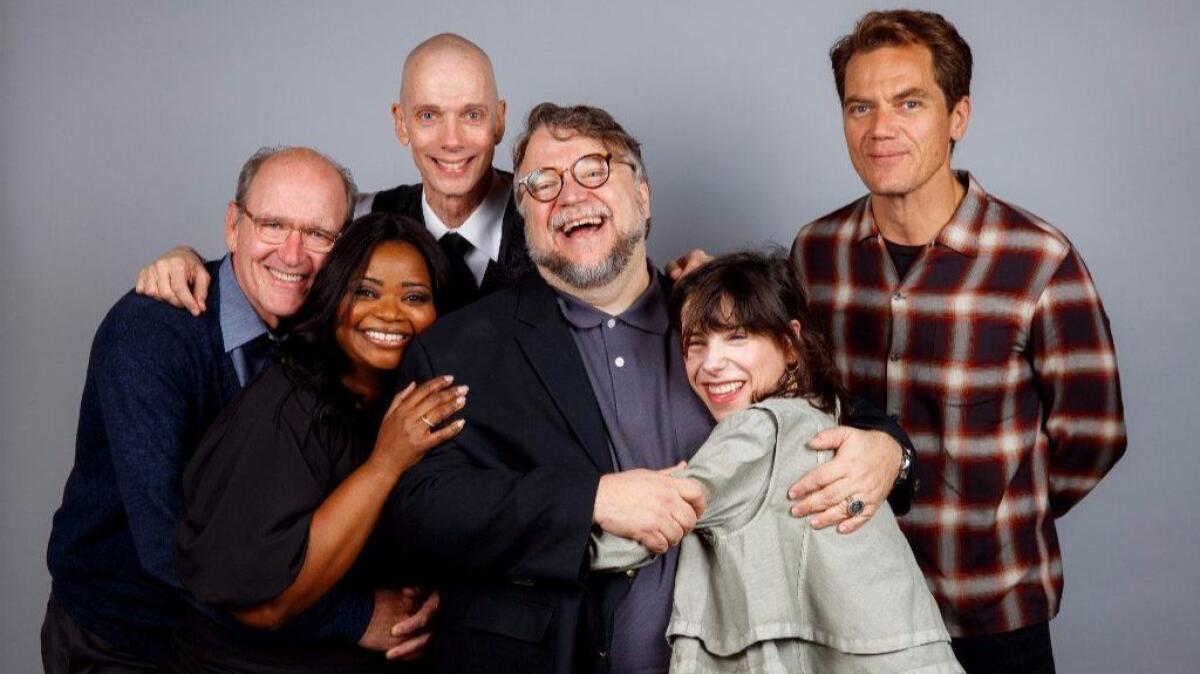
614, 356, 625, 368
893, 292, 905, 301
606, 318, 617, 328
625, 569, 637, 578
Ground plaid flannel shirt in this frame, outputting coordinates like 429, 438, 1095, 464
791, 172, 1126, 636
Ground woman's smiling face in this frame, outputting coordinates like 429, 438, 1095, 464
335, 241, 436, 398
683, 321, 794, 422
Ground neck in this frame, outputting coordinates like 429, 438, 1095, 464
341, 370, 383, 406
869, 169, 965, 245
427, 170, 494, 229
542, 253, 652, 316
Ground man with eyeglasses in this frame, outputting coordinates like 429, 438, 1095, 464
389, 103, 912, 674
43, 147, 430, 672
135, 33, 533, 317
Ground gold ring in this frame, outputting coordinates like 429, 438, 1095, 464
420, 415, 436, 429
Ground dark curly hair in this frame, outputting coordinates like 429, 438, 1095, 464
670, 250, 848, 419
276, 211, 448, 404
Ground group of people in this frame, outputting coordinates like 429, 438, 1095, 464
43, 9, 1126, 674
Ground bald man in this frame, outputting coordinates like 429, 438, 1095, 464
136, 34, 532, 315
357, 33, 533, 312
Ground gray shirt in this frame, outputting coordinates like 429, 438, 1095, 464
555, 271, 711, 673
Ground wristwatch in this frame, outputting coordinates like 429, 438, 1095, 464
894, 444, 914, 487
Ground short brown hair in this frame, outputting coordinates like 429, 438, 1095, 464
830, 10, 972, 108
511, 103, 647, 185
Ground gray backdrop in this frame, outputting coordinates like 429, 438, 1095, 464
3, 0, 1197, 671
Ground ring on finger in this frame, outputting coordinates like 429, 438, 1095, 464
844, 496, 865, 518
420, 415, 436, 429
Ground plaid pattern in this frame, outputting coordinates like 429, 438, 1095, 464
791, 172, 1126, 637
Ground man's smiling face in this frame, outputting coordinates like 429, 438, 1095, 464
224, 150, 349, 328
516, 127, 650, 293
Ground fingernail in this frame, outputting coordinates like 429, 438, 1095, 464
444, 375, 454, 383
455, 419, 465, 427
456, 396, 466, 406
790, 506, 802, 517
457, 385, 469, 394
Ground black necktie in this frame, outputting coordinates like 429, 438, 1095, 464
241, 333, 277, 381
438, 231, 480, 312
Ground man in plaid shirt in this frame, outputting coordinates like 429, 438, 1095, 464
790, 10, 1126, 673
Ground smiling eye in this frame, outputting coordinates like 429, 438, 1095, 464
417, 111, 437, 123
902, 100, 922, 111
404, 291, 432, 304
354, 285, 378, 299
465, 109, 484, 122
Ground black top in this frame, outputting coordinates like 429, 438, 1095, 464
175, 363, 411, 673
884, 238, 926, 282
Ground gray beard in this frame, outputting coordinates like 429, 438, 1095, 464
528, 222, 645, 291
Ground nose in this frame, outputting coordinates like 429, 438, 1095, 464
869, 107, 896, 139
441, 116, 463, 150
701, 345, 728, 373
277, 229, 306, 266
555, 170, 589, 205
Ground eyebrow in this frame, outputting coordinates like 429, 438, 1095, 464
360, 276, 432, 289
892, 88, 934, 102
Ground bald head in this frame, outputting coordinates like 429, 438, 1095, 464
400, 33, 498, 104
391, 33, 507, 227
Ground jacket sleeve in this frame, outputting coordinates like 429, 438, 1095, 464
588, 407, 784, 571
390, 339, 602, 584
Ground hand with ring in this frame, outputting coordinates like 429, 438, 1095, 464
786, 427, 904, 534
368, 375, 467, 478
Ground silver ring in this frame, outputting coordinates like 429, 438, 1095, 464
845, 496, 865, 518
420, 415, 436, 429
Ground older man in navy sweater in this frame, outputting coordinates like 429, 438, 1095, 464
42, 146, 414, 672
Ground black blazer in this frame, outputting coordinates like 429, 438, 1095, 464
391, 273, 636, 674
370, 170, 535, 311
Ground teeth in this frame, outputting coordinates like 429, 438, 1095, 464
707, 381, 744, 395
268, 268, 304, 283
435, 158, 468, 171
364, 330, 408, 344
562, 217, 603, 234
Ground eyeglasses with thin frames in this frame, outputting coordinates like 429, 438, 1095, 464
236, 203, 341, 253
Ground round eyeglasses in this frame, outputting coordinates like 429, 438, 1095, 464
236, 203, 341, 253
517, 152, 637, 203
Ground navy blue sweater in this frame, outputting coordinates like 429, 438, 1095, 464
47, 262, 242, 659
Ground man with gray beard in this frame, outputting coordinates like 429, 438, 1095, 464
389, 103, 913, 674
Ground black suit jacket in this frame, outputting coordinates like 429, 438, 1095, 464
371, 170, 535, 312
391, 272, 641, 674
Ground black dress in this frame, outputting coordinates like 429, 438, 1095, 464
174, 363, 417, 673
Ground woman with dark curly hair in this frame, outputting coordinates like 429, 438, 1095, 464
174, 212, 462, 673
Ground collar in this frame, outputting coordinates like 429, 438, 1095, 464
554, 262, 670, 335
420, 169, 507, 261
218, 254, 270, 353
853, 171, 987, 258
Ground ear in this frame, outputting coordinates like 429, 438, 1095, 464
949, 95, 971, 143
224, 201, 241, 253
493, 99, 507, 145
785, 319, 803, 363
636, 178, 651, 221
392, 103, 411, 146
